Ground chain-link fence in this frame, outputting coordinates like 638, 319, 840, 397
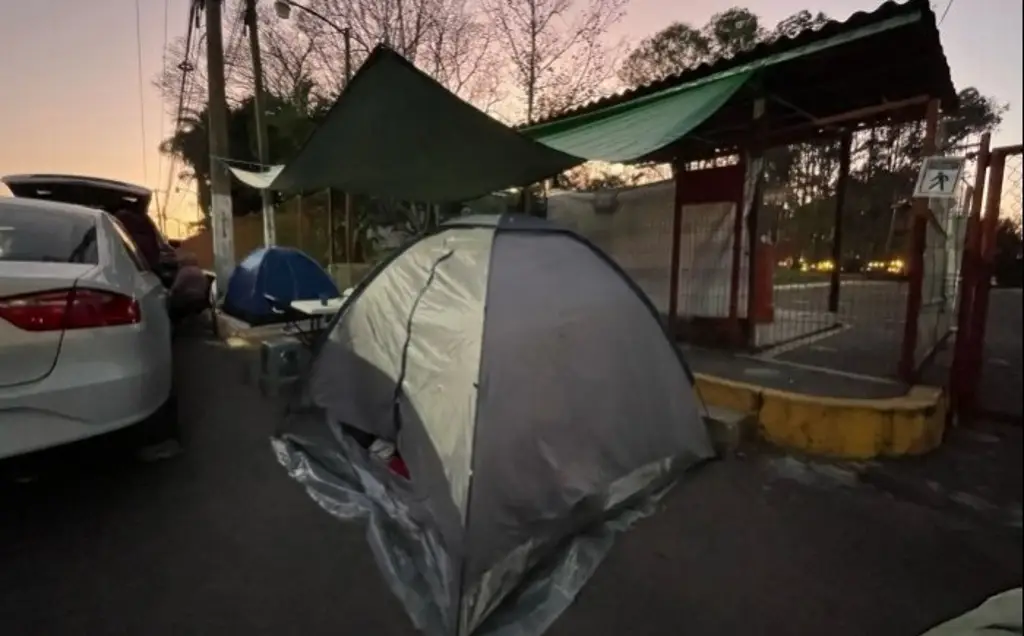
966, 147, 1022, 421
952, 144, 1023, 423
757, 121, 932, 378
914, 215, 953, 368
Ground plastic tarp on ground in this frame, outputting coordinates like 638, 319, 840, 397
273, 214, 714, 635
918, 588, 1022, 635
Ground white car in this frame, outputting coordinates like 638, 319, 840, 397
0, 187, 174, 460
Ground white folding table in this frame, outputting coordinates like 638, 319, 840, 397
285, 290, 352, 345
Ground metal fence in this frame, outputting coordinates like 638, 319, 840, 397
756, 122, 937, 379
914, 215, 954, 369
546, 121, 961, 380
953, 143, 1023, 423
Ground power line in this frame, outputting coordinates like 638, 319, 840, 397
165, 2, 244, 229
937, 0, 955, 26
161, 2, 202, 223
133, 0, 150, 186
223, 1, 248, 91
156, 0, 171, 231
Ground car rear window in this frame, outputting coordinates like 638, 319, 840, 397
0, 206, 98, 264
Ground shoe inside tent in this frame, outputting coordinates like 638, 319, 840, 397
273, 214, 714, 636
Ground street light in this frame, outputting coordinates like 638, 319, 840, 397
273, 0, 349, 43
272, 0, 354, 275
272, 0, 292, 20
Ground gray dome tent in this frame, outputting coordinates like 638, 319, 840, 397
273, 214, 714, 636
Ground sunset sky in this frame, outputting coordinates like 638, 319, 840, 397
1, 0, 1020, 236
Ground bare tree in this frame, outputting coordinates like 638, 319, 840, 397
296, 0, 504, 110
156, 1, 333, 116
482, 0, 627, 124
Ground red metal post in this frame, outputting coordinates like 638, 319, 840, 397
898, 98, 941, 382
960, 149, 1008, 418
950, 133, 991, 419
667, 161, 685, 339
743, 98, 767, 349
727, 157, 746, 347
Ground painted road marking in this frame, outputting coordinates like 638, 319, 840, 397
756, 323, 852, 359
773, 280, 898, 291
738, 351, 904, 386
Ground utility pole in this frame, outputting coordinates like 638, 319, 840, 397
203, 0, 235, 291
244, 0, 276, 246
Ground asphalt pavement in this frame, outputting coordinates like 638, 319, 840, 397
1, 336, 1020, 636
973, 289, 1023, 421
630, 270, 917, 378
767, 280, 913, 377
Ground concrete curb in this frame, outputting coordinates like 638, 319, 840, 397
694, 373, 946, 459
703, 405, 758, 455
212, 315, 945, 460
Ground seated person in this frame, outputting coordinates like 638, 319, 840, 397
111, 208, 179, 286
168, 252, 211, 323
112, 208, 162, 271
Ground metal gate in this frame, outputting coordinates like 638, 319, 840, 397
950, 136, 1023, 424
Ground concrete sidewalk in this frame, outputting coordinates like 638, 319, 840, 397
1, 336, 1019, 636
682, 346, 909, 399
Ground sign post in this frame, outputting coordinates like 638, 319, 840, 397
913, 156, 966, 199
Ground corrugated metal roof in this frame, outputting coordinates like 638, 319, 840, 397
525, 0, 954, 128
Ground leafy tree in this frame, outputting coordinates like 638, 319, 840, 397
159, 83, 330, 221
619, 22, 710, 88
619, 7, 766, 87
617, 8, 1008, 262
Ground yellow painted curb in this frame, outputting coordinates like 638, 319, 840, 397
694, 373, 946, 459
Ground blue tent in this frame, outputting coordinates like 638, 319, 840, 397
222, 246, 339, 325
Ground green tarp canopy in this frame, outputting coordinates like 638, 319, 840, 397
227, 11, 921, 202
524, 73, 748, 162
227, 46, 749, 202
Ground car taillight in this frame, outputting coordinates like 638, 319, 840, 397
0, 288, 140, 332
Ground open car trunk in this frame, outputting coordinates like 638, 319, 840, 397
2, 174, 175, 263
2, 174, 152, 215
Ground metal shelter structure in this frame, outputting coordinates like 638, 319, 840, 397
525, 0, 957, 370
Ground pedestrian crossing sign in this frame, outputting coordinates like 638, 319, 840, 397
913, 156, 966, 199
